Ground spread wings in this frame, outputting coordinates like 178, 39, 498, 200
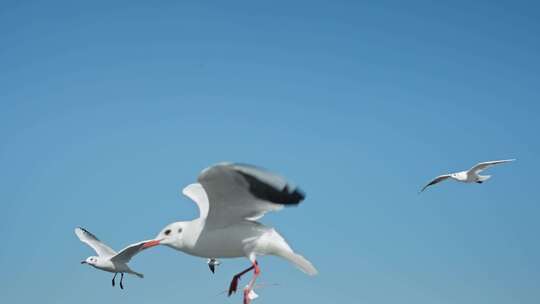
420, 174, 451, 193
182, 163, 305, 228
75, 227, 116, 257
468, 159, 515, 174
110, 240, 154, 263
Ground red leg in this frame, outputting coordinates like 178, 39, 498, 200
243, 289, 251, 304
243, 261, 261, 304
228, 264, 255, 296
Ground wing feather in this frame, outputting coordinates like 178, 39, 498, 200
182, 183, 210, 219
469, 159, 515, 174
110, 240, 153, 263
75, 227, 116, 257
420, 175, 451, 193
196, 163, 305, 227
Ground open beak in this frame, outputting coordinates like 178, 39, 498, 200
80, 261, 87, 264
142, 239, 161, 249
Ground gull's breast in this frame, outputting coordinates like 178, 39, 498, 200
184, 222, 270, 258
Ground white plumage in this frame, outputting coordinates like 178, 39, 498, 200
420, 159, 515, 192
146, 163, 317, 303
75, 227, 154, 288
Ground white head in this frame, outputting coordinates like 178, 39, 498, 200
152, 222, 188, 249
81, 256, 99, 266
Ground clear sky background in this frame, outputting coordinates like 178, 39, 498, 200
1, 1, 539, 303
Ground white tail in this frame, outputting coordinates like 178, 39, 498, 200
131, 271, 144, 278
281, 251, 318, 275
478, 175, 491, 182
258, 228, 318, 276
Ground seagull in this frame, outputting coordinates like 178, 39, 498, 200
420, 159, 515, 193
142, 163, 318, 304
75, 227, 155, 289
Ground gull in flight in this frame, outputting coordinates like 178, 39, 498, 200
420, 159, 515, 193
142, 162, 318, 304
75, 227, 155, 289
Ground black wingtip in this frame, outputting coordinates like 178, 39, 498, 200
236, 171, 306, 206
283, 186, 306, 205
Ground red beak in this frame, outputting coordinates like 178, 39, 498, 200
142, 240, 161, 249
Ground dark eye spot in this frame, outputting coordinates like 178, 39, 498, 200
164, 229, 171, 236
178, 228, 183, 233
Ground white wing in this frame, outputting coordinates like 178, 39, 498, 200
468, 159, 515, 174
420, 174, 452, 193
75, 227, 116, 257
110, 240, 154, 263
192, 163, 305, 228
182, 183, 209, 219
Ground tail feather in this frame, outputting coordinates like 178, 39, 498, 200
282, 252, 318, 276
478, 175, 491, 182
258, 228, 318, 275
131, 271, 144, 278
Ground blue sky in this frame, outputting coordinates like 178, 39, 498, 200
1, 1, 539, 303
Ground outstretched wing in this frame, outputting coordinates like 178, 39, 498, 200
75, 227, 116, 257
110, 240, 154, 263
182, 183, 210, 219
191, 162, 305, 228
420, 174, 451, 193
469, 159, 515, 174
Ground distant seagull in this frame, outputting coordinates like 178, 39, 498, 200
142, 163, 317, 304
75, 227, 155, 289
207, 258, 221, 274
420, 159, 515, 193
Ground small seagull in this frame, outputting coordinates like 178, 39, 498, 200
420, 159, 515, 193
75, 227, 156, 289
207, 258, 221, 274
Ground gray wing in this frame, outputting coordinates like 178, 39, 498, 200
110, 240, 153, 263
197, 162, 305, 227
75, 227, 116, 257
469, 159, 515, 174
420, 175, 451, 193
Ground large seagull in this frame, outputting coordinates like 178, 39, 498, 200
142, 162, 317, 303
